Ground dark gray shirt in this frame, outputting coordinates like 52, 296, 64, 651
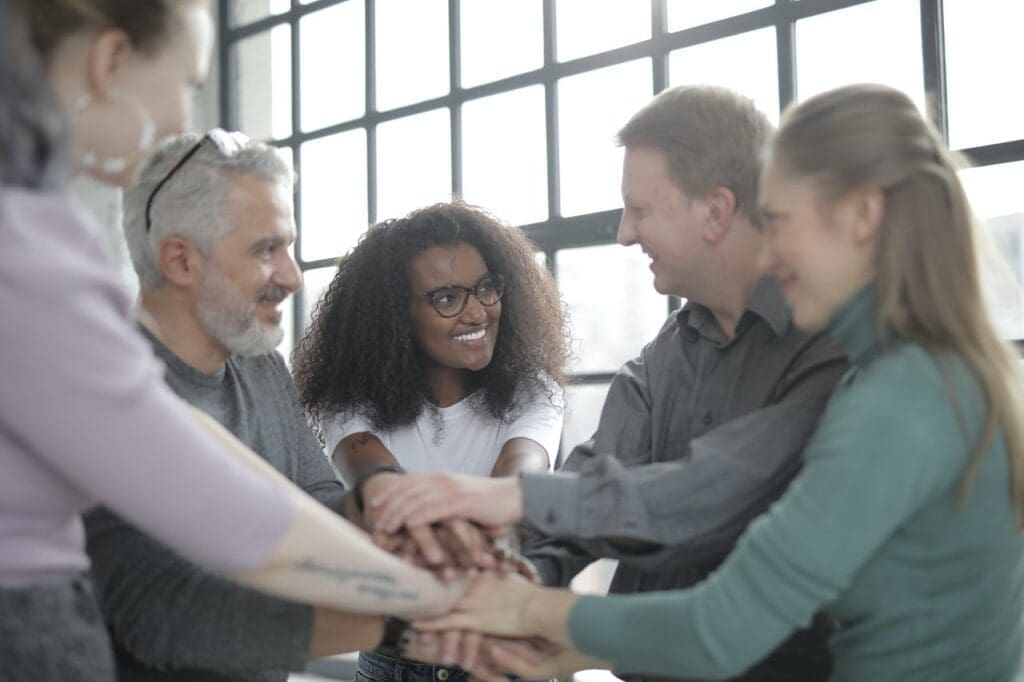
84, 329, 345, 682
522, 278, 849, 681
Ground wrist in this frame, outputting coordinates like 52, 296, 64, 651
500, 476, 524, 522
353, 465, 404, 513
375, 616, 413, 658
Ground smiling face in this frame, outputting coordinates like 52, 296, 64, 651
757, 159, 879, 331
195, 173, 302, 356
617, 145, 710, 297
408, 243, 502, 377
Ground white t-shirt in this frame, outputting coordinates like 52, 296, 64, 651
324, 388, 564, 476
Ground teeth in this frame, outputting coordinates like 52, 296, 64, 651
454, 329, 486, 343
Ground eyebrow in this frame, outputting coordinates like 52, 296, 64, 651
251, 236, 287, 251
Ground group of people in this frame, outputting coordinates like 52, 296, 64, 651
3, 2, 1024, 682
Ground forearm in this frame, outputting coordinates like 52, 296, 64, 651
234, 486, 460, 619
309, 608, 386, 659
490, 437, 550, 477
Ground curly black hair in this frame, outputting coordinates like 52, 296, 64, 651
293, 200, 569, 441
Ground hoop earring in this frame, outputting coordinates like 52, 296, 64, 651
72, 88, 156, 175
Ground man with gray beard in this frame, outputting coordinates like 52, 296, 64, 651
83, 131, 397, 682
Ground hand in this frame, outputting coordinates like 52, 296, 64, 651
414, 572, 577, 645
374, 520, 501, 579
472, 637, 610, 682
368, 473, 523, 534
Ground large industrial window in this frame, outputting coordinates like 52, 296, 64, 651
220, 0, 1024, 472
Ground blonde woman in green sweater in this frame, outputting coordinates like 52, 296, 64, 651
399, 84, 1024, 681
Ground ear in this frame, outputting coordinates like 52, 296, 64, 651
157, 236, 206, 288
701, 186, 738, 245
84, 29, 134, 94
846, 186, 885, 246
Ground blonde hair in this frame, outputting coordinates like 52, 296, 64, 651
771, 83, 1024, 523
616, 84, 773, 225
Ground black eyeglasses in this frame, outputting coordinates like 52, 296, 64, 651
144, 128, 250, 232
423, 274, 505, 318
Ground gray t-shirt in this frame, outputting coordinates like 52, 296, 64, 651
84, 329, 345, 682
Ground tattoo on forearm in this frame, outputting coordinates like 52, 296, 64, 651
295, 559, 419, 601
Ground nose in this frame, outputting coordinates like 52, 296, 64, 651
617, 210, 638, 247
459, 293, 488, 324
277, 252, 304, 294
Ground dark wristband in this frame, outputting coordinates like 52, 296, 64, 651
353, 465, 404, 513
376, 616, 413, 658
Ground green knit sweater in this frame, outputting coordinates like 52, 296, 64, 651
569, 285, 1024, 681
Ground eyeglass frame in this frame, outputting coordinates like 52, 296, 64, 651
422, 273, 505, 318
144, 128, 250, 233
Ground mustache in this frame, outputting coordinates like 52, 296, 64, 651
255, 286, 291, 305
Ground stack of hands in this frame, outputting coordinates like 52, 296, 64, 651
356, 471, 608, 681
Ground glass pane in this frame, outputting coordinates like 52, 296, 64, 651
230, 0, 289, 27
460, 0, 544, 88
300, 1, 365, 132
669, 28, 780, 123
556, 0, 650, 62
300, 130, 369, 261
666, 0, 772, 31
376, 109, 452, 221
944, 0, 1024, 150
796, 0, 925, 114
375, 0, 450, 111
558, 59, 653, 217
462, 86, 547, 226
233, 25, 293, 140
301, 266, 339, 330
557, 244, 669, 373
961, 161, 1024, 338
560, 383, 611, 464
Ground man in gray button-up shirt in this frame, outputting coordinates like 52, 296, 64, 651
370, 85, 849, 680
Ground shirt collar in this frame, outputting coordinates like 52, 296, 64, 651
828, 282, 880, 367
679, 276, 791, 342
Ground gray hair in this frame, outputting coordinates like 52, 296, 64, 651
123, 132, 294, 292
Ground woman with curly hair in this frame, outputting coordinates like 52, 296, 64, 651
293, 200, 568, 682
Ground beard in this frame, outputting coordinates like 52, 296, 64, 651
195, 266, 287, 357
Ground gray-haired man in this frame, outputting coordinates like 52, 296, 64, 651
83, 131, 387, 681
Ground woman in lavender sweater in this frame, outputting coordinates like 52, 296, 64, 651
0, 2, 462, 680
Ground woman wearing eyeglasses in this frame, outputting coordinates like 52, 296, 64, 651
0, 2, 463, 680
293, 200, 569, 682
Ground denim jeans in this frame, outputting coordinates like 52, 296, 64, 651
357, 650, 469, 682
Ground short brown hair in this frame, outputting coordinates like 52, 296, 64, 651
617, 84, 773, 222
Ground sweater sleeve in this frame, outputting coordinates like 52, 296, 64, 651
0, 190, 292, 573
567, 348, 976, 678
85, 506, 312, 674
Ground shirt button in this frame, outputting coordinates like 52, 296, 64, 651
437, 669, 450, 681
703, 411, 713, 426
545, 509, 558, 525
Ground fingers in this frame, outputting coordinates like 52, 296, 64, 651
444, 519, 497, 570
483, 640, 548, 680
369, 475, 459, 532
458, 630, 484, 672
407, 524, 449, 567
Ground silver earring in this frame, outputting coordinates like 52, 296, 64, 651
72, 88, 156, 175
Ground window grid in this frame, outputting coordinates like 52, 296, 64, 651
219, 0, 1024, 384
